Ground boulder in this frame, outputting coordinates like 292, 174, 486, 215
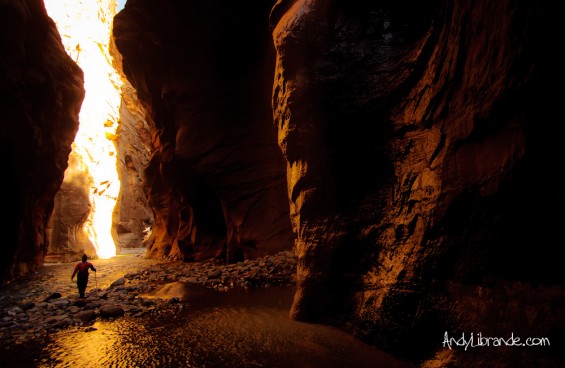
99, 304, 125, 318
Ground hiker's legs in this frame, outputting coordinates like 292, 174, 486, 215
77, 275, 88, 298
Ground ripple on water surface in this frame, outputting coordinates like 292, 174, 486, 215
5, 286, 414, 368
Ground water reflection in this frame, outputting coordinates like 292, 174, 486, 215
12, 286, 414, 368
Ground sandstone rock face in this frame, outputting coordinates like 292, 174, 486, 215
0, 0, 84, 284
271, 0, 562, 364
111, 37, 153, 250
113, 0, 293, 261
46, 152, 95, 263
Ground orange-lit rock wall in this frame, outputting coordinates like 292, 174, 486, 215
113, 0, 293, 261
110, 37, 153, 250
271, 0, 562, 364
0, 0, 84, 283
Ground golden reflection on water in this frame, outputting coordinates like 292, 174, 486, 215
30, 286, 414, 368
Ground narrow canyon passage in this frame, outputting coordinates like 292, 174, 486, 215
1, 0, 563, 367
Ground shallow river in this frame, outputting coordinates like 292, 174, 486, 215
0, 251, 414, 368
2, 285, 414, 368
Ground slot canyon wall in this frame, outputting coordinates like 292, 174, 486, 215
113, 0, 294, 262
271, 0, 563, 365
111, 42, 154, 251
114, 0, 563, 365
269, 0, 563, 365
0, 0, 84, 281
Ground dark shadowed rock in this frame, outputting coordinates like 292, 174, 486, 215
73, 299, 87, 307
84, 301, 102, 310
0, 0, 84, 285
53, 318, 73, 329
43, 293, 62, 302
99, 304, 125, 318
75, 310, 96, 321
19, 302, 35, 311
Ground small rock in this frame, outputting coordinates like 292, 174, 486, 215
84, 326, 97, 332
6, 306, 23, 316
19, 302, 35, 311
73, 299, 87, 307
75, 310, 96, 321
99, 304, 124, 318
43, 293, 62, 302
84, 301, 102, 310
53, 318, 73, 329
208, 270, 222, 279
45, 315, 67, 324
66, 306, 81, 314
141, 299, 156, 307
51, 299, 70, 307
110, 278, 126, 288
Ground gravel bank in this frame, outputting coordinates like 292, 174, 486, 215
0, 249, 296, 347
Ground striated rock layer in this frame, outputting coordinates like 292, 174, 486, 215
113, 0, 294, 262
0, 0, 84, 283
271, 0, 563, 365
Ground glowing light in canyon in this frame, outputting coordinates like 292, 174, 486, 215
45, 0, 122, 259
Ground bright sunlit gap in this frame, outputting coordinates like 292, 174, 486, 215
45, 0, 123, 259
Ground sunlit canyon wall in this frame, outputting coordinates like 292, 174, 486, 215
110, 41, 153, 251
113, 0, 294, 262
44, 0, 151, 262
0, 0, 84, 282
270, 0, 562, 366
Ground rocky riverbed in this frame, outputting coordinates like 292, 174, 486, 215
0, 249, 296, 348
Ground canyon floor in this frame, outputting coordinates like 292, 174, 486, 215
0, 248, 414, 368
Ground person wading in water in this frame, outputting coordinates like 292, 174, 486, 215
71, 254, 96, 298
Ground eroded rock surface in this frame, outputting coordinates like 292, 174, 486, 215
113, 0, 293, 262
111, 37, 153, 251
271, 0, 563, 365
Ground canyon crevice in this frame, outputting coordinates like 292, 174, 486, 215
113, 0, 294, 262
44, 0, 153, 262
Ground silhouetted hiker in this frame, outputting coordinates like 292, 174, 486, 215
71, 254, 96, 298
